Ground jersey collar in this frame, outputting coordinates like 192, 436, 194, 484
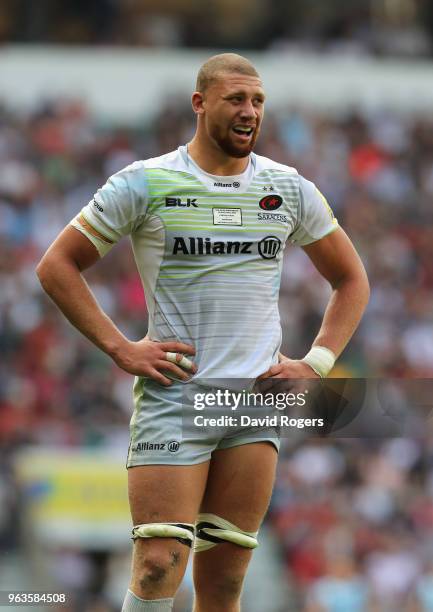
179, 144, 256, 193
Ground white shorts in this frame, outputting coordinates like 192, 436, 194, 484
126, 378, 280, 467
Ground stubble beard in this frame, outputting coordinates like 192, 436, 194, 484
210, 123, 259, 159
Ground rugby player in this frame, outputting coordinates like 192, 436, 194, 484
37, 53, 369, 612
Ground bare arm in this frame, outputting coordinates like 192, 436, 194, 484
302, 226, 370, 358
36, 225, 196, 385
260, 227, 369, 379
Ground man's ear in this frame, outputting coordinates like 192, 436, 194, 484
191, 91, 205, 115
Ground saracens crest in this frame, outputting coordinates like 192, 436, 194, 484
259, 194, 283, 211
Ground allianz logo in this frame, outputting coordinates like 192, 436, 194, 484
172, 236, 281, 259
213, 181, 240, 188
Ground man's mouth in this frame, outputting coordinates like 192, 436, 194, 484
232, 125, 254, 139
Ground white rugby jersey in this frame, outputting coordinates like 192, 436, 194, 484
71, 145, 338, 381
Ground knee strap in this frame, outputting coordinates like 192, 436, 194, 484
132, 523, 195, 548
194, 513, 258, 552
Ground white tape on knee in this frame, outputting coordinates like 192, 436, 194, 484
194, 513, 258, 552
132, 522, 195, 547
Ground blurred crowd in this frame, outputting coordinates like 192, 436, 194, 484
274, 437, 433, 611
1, 0, 432, 56
1, 97, 433, 610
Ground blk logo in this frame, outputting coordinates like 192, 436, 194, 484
166, 197, 198, 208
258, 236, 281, 259
259, 195, 283, 211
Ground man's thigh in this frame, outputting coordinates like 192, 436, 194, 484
198, 441, 278, 528
128, 463, 209, 525
193, 442, 278, 599
129, 462, 209, 597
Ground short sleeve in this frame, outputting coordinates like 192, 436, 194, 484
289, 175, 338, 247
71, 161, 148, 255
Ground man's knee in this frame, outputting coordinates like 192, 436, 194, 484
133, 543, 184, 593
195, 568, 246, 604
139, 555, 174, 588
214, 573, 244, 601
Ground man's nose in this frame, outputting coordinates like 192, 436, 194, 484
239, 100, 255, 118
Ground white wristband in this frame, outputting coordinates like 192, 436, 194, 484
301, 346, 336, 378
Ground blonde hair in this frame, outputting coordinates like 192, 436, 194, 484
196, 53, 260, 93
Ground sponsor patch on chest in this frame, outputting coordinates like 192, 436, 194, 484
212, 208, 242, 226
